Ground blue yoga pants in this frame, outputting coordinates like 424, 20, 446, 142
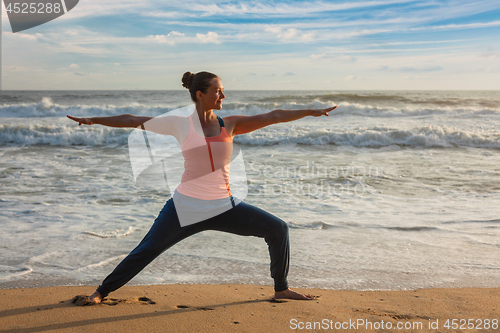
96, 198, 290, 297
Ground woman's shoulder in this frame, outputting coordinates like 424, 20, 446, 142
220, 115, 240, 138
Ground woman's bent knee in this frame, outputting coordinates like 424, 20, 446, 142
279, 220, 289, 235
269, 219, 289, 238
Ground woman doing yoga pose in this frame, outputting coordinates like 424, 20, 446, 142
67, 71, 336, 303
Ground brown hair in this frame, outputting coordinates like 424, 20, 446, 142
182, 71, 219, 103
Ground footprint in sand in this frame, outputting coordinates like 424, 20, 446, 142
71, 295, 156, 306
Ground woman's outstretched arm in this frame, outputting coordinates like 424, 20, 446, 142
225, 106, 337, 137
67, 114, 152, 128
67, 114, 182, 141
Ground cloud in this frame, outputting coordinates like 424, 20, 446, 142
69, 64, 80, 68
368, 39, 474, 47
281, 28, 300, 39
283, 72, 296, 76
345, 75, 357, 80
147, 4, 500, 44
18, 33, 38, 41
147, 30, 220, 45
403, 76, 428, 79
310, 53, 357, 62
408, 20, 500, 32
167, 31, 185, 37
399, 66, 443, 72
310, 54, 325, 60
400, 67, 418, 72
372, 65, 443, 72
73, 72, 85, 76
190, 0, 416, 17
148, 31, 186, 45
265, 27, 316, 42
46, 0, 152, 20
2, 32, 38, 41
196, 31, 221, 44
141, 11, 187, 18
4, 66, 29, 70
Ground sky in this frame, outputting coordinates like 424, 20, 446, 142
1, 0, 500, 90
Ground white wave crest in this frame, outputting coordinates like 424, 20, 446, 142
0, 99, 175, 118
234, 125, 500, 149
0, 265, 33, 282
1, 112, 498, 149
3, 97, 498, 120
84, 226, 135, 238
218, 101, 500, 119
0, 123, 131, 146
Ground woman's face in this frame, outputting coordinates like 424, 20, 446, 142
198, 78, 225, 110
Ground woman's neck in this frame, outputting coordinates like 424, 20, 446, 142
195, 106, 216, 124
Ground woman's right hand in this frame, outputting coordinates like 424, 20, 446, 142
67, 115, 95, 126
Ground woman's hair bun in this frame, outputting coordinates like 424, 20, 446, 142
182, 71, 218, 103
182, 72, 195, 90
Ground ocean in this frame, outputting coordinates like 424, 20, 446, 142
1, 90, 499, 291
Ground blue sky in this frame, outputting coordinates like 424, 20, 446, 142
2, 0, 500, 90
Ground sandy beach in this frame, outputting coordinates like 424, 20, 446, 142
1, 284, 498, 332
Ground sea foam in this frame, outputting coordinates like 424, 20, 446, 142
1, 122, 498, 149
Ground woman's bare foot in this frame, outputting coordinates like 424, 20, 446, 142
72, 291, 102, 306
89, 291, 102, 304
274, 288, 312, 300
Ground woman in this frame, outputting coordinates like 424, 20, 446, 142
67, 71, 336, 303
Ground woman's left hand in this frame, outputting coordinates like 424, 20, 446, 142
310, 106, 337, 117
